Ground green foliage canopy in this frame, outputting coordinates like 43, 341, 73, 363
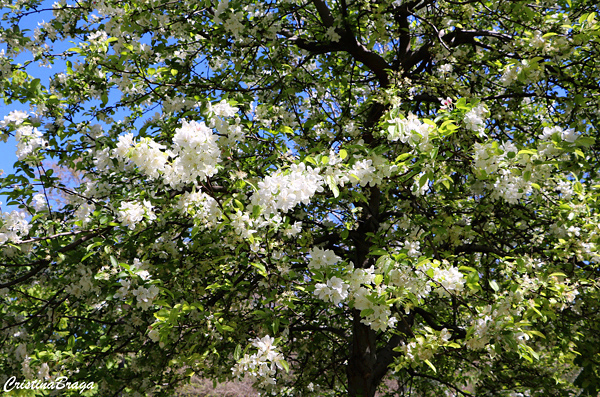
1, 0, 600, 396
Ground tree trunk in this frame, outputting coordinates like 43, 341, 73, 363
346, 184, 384, 396
347, 309, 378, 397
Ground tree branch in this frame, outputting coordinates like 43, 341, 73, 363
412, 307, 466, 340
409, 370, 472, 396
454, 243, 506, 257
0, 228, 108, 288
311, 0, 335, 27
290, 325, 348, 338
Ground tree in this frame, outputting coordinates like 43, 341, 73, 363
1, 0, 600, 395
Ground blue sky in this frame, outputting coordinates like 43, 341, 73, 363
1, 2, 68, 212
0, 106, 24, 212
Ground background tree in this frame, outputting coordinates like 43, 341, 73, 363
1, 0, 600, 396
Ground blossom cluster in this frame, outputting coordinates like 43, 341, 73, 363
399, 328, 452, 364
431, 265, 466, 296
231, 335, 287, 390
0, 110, 46, 161
348, 155, 399, 187
386, 113, 435, 151
0, 110, 29, 128
167, 120, 221, 186
347, 265, 399, 331
308, 246, 341, 270
314, 276, 349, 305
539, 126, 578, 143
118, 200, 156, 230
65, 267, 97, 298
472, 141, 534, 203
209, 100, 244, 143
463, 103, 488, 135
251, 162, 324, 215
31, 194, 46, 211
388, 265, 433, 301
310, 255, 467, 332
15, 126, 47, 161
176, 190, 222, 228
114, 119, 221, 188
0, 210, 31, 245
116, 135, 169, 179
131, 285, 160, 311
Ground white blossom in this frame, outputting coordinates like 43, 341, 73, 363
132, 285, 160, 311
308, 247, 341, 270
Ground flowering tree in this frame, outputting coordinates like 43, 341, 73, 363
1, 0, 600, 396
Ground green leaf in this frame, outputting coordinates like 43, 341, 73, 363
361, 309, 374, 317
281, 126, 294, 135
326, 174, 340, 198
549, 272, 567, 278
374, 274, 383, 285
577, 136, 595, 147
527, 330, 546, 339
370, 248, 387, 256
396, 153, 413, 162
251, 262, 267, 278
424, 359, 437, 373
489, 280, 500, 292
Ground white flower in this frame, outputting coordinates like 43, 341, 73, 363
403, 240, 420, 258
561, 128, 578, 143
283, 221, 302, 237
499, 141, 517, 156
166, 120, 221, 186
118, 200, 155, 230
0, 210, 31, 244
210, 100, 238, 118
540, 126, 561, 141
432, 265, 466, 295
314, 276, 349, 305
38, 362, 50, 380
132, 285, 160, 311
148, 328, 160, 342
32, 193, 46, 211
326, 26, 341, 42
115, 133, 135, 158
0, 110, 29, 127
88, 30, 108, 43
253, 335, 276, 356
15, 343, 27, 361
15, 126, 47, 160
314, 282, 331, 301
464, 104, 488, 135
232, 335, 286, 389
251, 162, 324, 215
349, 159, 377, 186
114, 279, 130, 299
438, 64, 453, 74
308, 247, 341, 270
